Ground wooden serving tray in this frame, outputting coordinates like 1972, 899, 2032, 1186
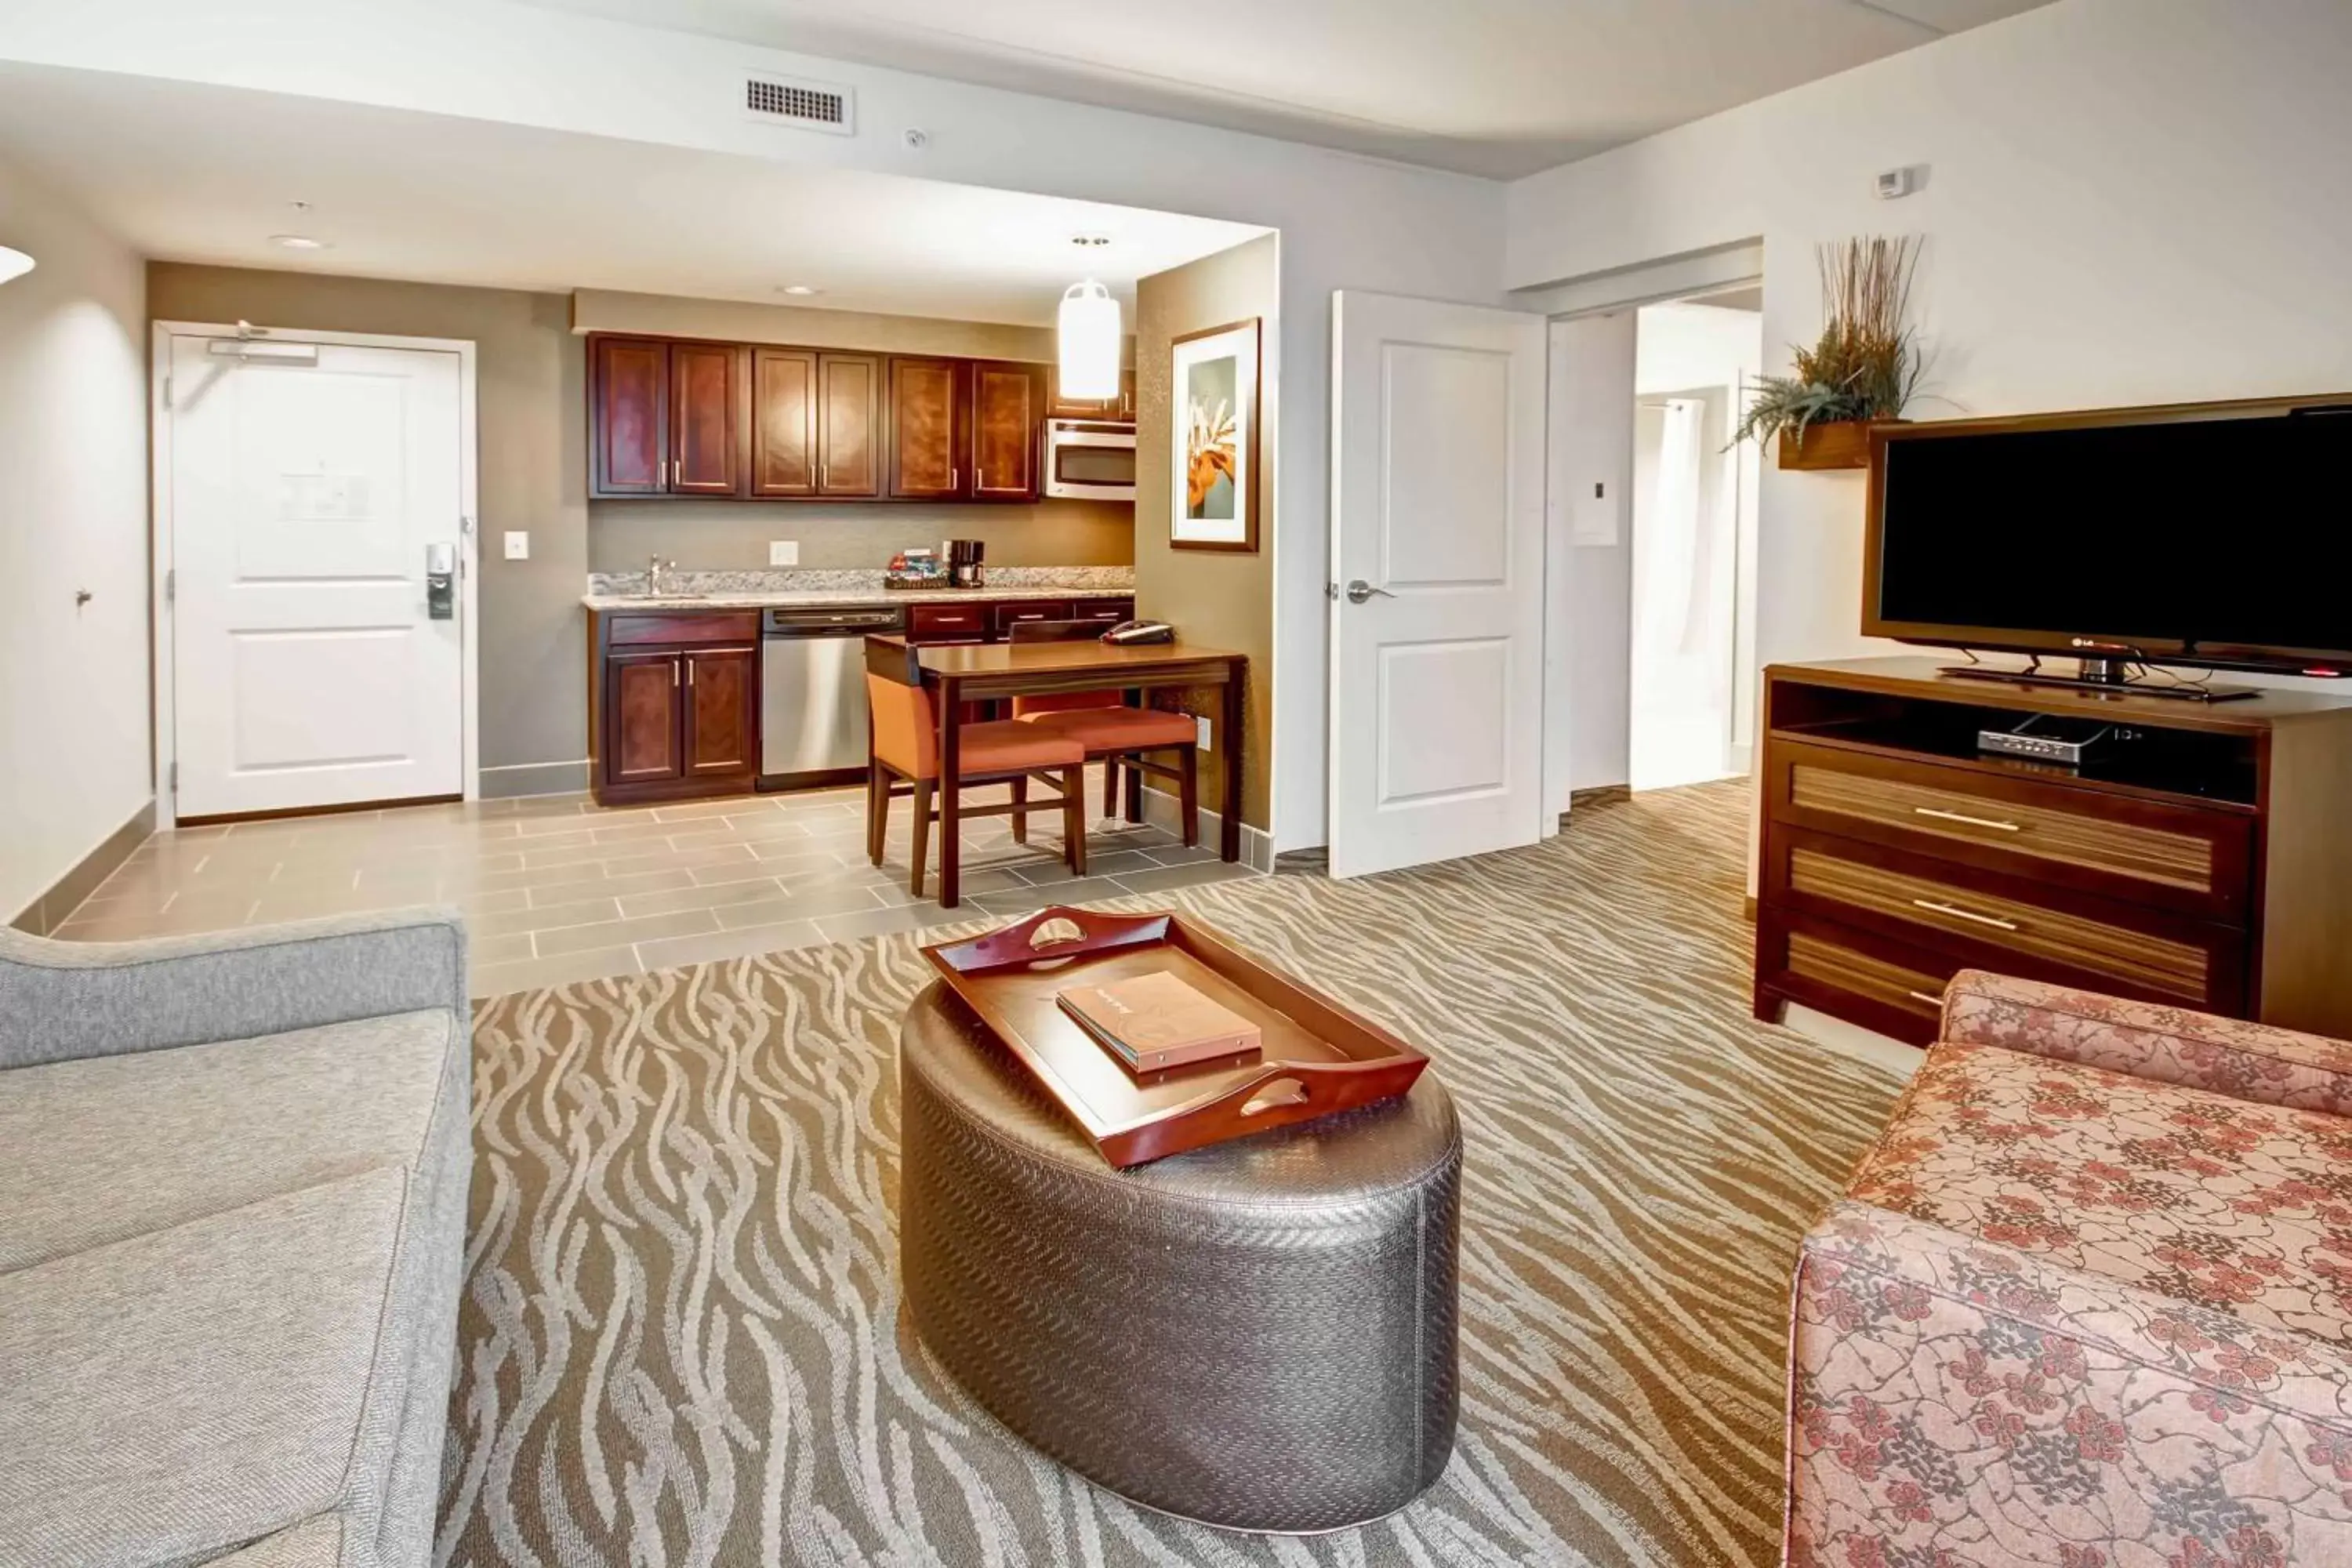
922, 906, 1429, 1167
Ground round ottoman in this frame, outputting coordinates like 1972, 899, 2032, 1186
898, 981, 1461, 1534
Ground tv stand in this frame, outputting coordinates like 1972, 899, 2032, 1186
1936, 656, 2258, 703
1754, 655, 2352, 1047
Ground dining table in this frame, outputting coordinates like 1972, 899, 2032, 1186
863, 633, 1249, 907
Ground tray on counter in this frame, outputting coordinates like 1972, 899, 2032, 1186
921, 906, 1428, 1167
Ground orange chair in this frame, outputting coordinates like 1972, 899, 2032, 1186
866, 667, 1088, 897
1006, 620, 1203, 846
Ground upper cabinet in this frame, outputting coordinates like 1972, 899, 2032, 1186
590, 334, 1053, 505
1047, 364, 1137, 424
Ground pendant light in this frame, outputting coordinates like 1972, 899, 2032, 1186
0, 245, 34, 285
1058, 279, 1120, 400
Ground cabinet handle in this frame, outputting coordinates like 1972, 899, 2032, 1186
671, 657, 680, 688
949, 467, 958, 492
1906, 989, 1947, 1008
1914, 806, 2023, 833
1911, 898, 2020, 932
688, 659, 695, 688
821, 463, 831, 490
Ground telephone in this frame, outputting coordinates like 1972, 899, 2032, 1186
1102, 619, 1175, 646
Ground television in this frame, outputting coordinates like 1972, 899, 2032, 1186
1863, 395, 2352, 682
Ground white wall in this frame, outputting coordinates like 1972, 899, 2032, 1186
1509, 0, 2352, 694
0, 154, 149, 920
0, 0, 1513, 852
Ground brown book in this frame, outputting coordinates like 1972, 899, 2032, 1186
1057, 970, 1264, 1074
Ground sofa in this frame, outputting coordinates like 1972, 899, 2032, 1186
1788, 970, 2352, 1566
0, 910, 471, 1568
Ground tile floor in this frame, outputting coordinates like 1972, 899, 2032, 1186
51, 768, 1255, 997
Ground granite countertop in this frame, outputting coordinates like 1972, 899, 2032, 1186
579, 566, 1134, 613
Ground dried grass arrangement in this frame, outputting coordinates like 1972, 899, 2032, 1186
1736, 235, 1926, 456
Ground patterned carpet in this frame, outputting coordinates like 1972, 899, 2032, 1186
441, 782, 1907, 1566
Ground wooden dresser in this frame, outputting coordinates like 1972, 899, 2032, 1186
1753, 657, 2352, 1046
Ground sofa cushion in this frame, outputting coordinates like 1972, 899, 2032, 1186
0, 1009, 456, 1273
1852, 1040, 2352, 1343
0, 1168, 406, 1567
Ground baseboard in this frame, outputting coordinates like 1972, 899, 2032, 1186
480, 759, 592, 800
11, 798, 155, 935
1137, 786, 1276, 873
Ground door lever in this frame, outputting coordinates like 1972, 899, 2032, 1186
1345, 579, 1395, 604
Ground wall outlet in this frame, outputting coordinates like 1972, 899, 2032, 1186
768, 539, 800, 566
1196, 713, 1212, 752
503, 531, 529, 561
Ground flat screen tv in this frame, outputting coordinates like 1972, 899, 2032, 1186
1864, 395, 2352, 678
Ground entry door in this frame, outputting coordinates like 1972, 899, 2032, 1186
1330, 292, 1548, 878
169, 336, 466, 819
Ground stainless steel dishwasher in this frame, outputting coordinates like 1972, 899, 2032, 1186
760, 604, 906, 782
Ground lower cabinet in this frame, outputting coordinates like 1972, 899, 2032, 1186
592, 612, 760, 804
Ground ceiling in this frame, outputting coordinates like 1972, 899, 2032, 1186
517, 0, 2056, 178
0, 64, 1265, 325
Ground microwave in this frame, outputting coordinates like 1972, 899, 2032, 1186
1044, 419, 1137, 502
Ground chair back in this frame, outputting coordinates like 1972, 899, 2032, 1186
866, 672, 938, 779
1007, 619, 1126, 717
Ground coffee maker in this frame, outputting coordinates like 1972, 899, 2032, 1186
945, 539, 985, 589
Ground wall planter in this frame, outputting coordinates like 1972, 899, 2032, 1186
1777, 420, 1875, 471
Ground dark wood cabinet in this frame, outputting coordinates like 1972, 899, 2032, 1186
750, 347, 816, 498
972, 361, 1046, 501
816, 353, 881, 497
590, 610, 761, 804
591, 337, 670, 495
669, 341, 744, 495
889, 358, 967, 500
1048, 365, 1136, 423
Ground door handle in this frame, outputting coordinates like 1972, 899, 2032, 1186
1345, 579, 1394, 604
425, 543, 456, 620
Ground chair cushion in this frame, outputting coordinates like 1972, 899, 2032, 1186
0, 1009, 458, 1272
953, 719, 1086, 775
1017, 705, 1200, 752
1851, 1040, 2352, 1343
0, 1167, 407, 1567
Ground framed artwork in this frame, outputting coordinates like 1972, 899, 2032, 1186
1169, 318, 1261, 552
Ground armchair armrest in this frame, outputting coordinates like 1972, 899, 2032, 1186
0, 908, 467, 1071
1789, 1201, 2352, 1563
1940, 969, 2352, 1114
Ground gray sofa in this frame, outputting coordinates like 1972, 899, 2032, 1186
0, 910, 471, 1568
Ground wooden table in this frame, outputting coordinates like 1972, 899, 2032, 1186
866, 635, 1248, 907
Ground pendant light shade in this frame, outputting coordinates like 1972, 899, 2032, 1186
1058, 279, 1120, 400
0, 246, 34, 286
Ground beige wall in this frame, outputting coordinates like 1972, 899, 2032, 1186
1134, 234, 1279, 833
149, 263, 1140, 795
2, 157, 151, 923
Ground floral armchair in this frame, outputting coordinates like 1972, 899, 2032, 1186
1788, 971, 2352, 1567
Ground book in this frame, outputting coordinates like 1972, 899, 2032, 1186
1057, 970, 1264, 1076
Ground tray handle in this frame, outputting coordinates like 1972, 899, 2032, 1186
929, 905, 1174, 976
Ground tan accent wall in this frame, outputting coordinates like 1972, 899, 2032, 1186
1134, 234, 1279, 833
590, 498, 1134, 573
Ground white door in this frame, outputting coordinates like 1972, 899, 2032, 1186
169, 335, 467, 819
1329, 292, 1548, 879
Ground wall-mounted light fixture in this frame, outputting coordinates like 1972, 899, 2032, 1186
1058, 279, 1120, 400
0, 245, 35, 285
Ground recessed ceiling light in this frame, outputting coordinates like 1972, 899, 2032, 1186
271, 234, 329, 251
0, 245, 34, 285
778, 284, 822, 296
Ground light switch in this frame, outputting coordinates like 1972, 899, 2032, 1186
768, 539, 800, 566
503, 531, 530, 561
1196, 714, 1212, 753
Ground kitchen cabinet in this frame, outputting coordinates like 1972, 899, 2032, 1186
972, 361, 1047, 501
816, 352, 882, 497
670, 341, 745, 495
590, 610, 762, 804
590, 337, 670, 495
750, 348, 816, 497
1047, 365, 1137, 423
888, 357, 967, 500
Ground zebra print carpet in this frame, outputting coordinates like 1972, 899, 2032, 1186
442, 782, 1907, 1566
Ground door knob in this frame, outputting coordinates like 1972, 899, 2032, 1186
1345, 579, 1394, 604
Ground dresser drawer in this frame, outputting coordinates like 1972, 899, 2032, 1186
993, 598, 1077, 637
1766, 829, 2243, 1012
1767, 739, 2253, 921
605, 611, 760, 647
907, 603, 990, 642
1756, 908, 1965, 1047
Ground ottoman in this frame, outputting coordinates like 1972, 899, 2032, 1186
898, 981, 1462, 1534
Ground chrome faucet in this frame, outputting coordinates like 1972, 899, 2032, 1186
646, 556, 674, 597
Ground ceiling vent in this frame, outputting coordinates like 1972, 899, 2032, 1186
743, 72, 855, 136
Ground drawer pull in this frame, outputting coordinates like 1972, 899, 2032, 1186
1914, 806, 2023, 833
1906, 989, 1947, 1009
1911, 898, 2020, 932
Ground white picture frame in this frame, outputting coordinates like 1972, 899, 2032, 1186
1169, 318, 1261, 552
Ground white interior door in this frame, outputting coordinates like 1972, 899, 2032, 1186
169, 336, 466, 819
1330, 291, 1548, 879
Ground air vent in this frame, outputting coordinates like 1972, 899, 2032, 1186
744, 72, 854, 136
